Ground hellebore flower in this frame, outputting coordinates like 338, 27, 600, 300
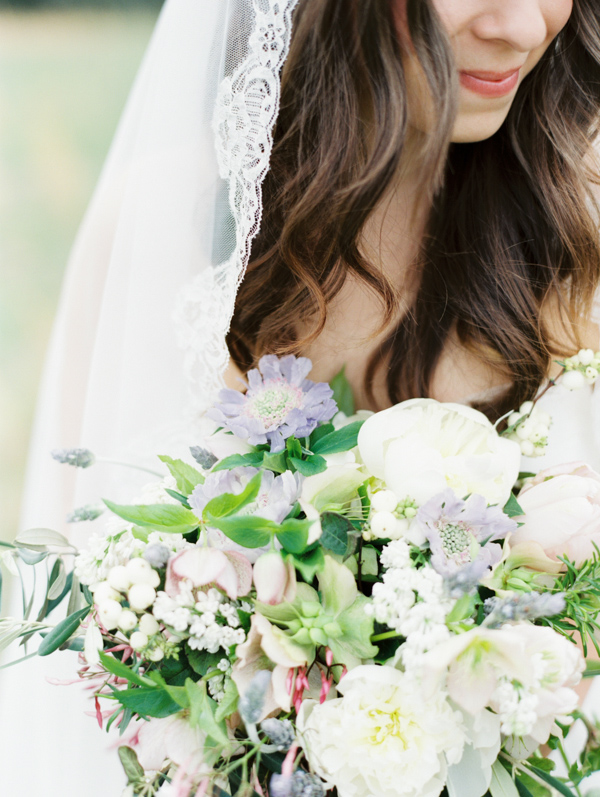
207, 355, 337, 452
165, 546, 252, 600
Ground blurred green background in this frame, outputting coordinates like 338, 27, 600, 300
0, 2, 161, 544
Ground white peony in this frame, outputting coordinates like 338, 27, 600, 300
297, 665, 466, 797
357, 399, 521, 507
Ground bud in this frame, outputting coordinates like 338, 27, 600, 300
66, 503, 104, 523
260, 718, 295, 751
253, 551, 296, 605
189, 445, 218, 470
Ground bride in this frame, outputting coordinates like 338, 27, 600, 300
2, 0, 600, 794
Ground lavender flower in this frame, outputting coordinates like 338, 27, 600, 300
417, 488, 517, 577
51, 447, 95, 468
270, 771, 325, 797
207, 355, 337, 452
443, 559, 489, 599
484, 592, 566, 627
260, 718, 295, 751
66, 503, 105, 523
190, 466, 302, 524
238, 670, 272, 725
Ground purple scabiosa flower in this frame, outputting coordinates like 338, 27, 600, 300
417, 488, 517, 577
207, 355, 338, 452
189, 467, 303, 561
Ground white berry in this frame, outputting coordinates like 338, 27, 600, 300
98, 599, 123, 631
108, 565, 131, 592
508, 412, 522, 427
129, 631, 149, 651
117, 610, 138, 633
520, 440, 535, 457
126, 558, 160, 587
579, 348, 595, 366
519, 401, 534, 415
371, 490, 398, 513
562, 370, 586, 390
92, 581, 120, 604
370, 511, 401, 539
128, 584, 156, 611
147, 647, 164, 662
138, 614, 160, 636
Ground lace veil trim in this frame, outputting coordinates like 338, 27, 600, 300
174, 0, 299, 413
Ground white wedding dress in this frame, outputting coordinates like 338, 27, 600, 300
1, 0, 599, 794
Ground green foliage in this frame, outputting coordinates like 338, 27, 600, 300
525, 766, 577, 797
37, 604, 91, 656
544, 549, 600, 655
311, 421, 364, 456
330, 365, 355, 417
118, 746, 145, 786
212, 452, 265, 472
103, 500, 199, 534
99, 652, 154, 687
112, 685, 182, 719
185, 679, 229, 746
290, 546, 326, 582
503, 493, 525, 518
186, 646, 223, 676
289, 454, 327, 476
203, 472, 262, 520
158, 455, 204, 494
319, 512, 359, 558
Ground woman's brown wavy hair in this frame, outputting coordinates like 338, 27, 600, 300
227, 0, 600, 418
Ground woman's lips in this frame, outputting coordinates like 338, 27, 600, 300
459, 69, 521, 98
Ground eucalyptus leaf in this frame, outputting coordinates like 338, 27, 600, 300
38, 605, 91, 656
158, 455, 205, 494
330, 365, 355, 416
14, 528, 70, 549
311, 421, 363, 455
104, 500, 200, 534
319, 512, 358, 557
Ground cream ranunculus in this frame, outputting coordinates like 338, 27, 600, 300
357, 399, 521, 507
297, 665, 466, 797
511, 462, 600, 565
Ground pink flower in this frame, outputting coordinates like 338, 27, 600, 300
253, 551, 297, 605
512, 462, 600, 565
165, 547, 252, 600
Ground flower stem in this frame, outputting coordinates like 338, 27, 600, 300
370, 631, 402, 643
96, 458, 163, 477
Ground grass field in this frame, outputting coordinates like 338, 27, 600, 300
0, 9, 158, 542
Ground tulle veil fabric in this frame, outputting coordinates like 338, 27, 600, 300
1, 0, 600, 792
0, 0, 299, 792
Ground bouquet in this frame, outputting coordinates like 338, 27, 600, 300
3, 353, 600, 797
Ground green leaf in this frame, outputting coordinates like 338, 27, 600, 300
215, 678, 239, 722
17, 548, 48, 565
311, 421, 364, 455
290, 455, 327, 476
113, 686, 182, 719
262, 451, 288, 473
45, 572, 74, 617
310, 423, 334, 446
286, 437, 303, 460
515, 779, 535, 797
158, 455, 205, 493
260, 751, 286, 773
203, 472, 262, 520
527, 767, 577, 797
47, 559, 67, 601
118, 746, 145, 785
104, 500, 200, 534
99, 652, 154, 688
186, 647, 223, 676
205, 514, 273, 548
276, 518, 312, 554
503, 493, 525, 518
38, 605, 91, 656
14, 527, 70, 549
212, 452, 265, 472
164, 684, 190, 709
291, 547, 325, 582
185, 678, 229, 745
330, 365, 355, 416
319, 512, 359, 557
165, 489, 192, 508
490, 761, 519, 797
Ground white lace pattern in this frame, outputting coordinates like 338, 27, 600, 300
174, 0, 299, 412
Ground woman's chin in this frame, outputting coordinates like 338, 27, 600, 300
450, 108, 512, 144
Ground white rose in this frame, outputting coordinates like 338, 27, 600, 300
297, 665, 466, 797
357, 399, 520, 507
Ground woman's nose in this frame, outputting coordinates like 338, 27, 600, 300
470, 0, 549, 53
